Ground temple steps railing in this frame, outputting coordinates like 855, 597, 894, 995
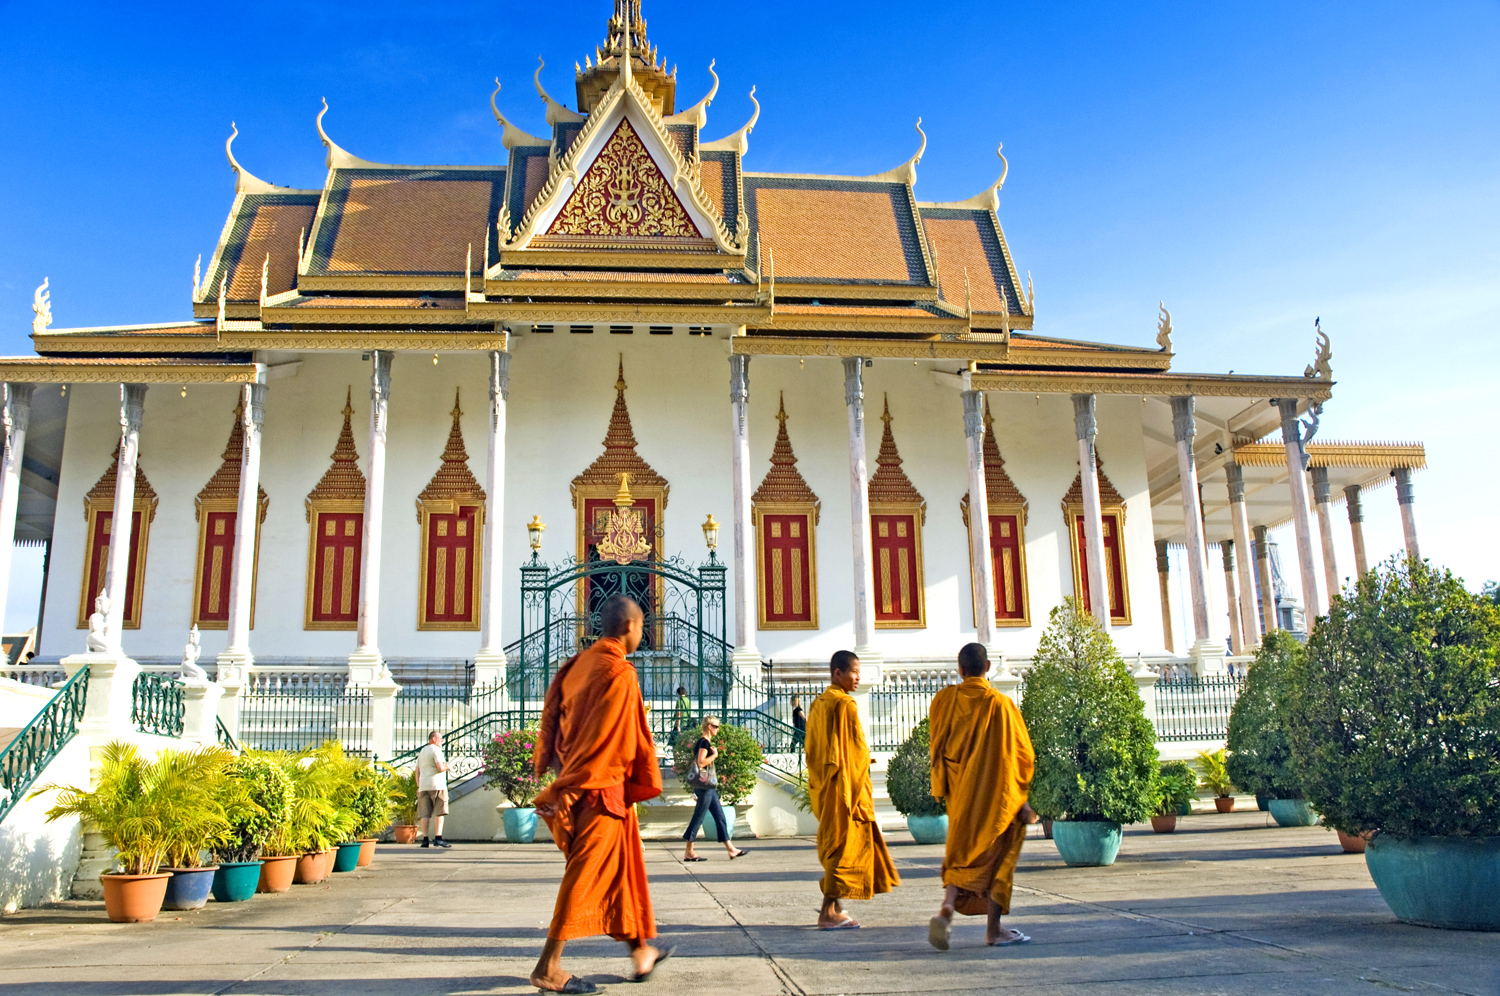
0, 665, 88, 825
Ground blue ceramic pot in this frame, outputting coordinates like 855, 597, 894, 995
332, 840, 363, 872
1268, 799, 1318, 827
703, 804, 737, 841
502, 806, 538, 843
1256, 794, 1271, 812
161, 866, 217, 911
1365, 835, 1500, 931
1052, 820, 1122, 867
211, 861, 262, 903
907, 814, 949, 844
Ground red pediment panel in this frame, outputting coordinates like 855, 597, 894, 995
547, 118, 703, 240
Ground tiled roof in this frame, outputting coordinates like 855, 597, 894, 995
699, 151, 741, 226
666, 123, 696, 161
204, 193, 319, 303
308, 168, 505, 276
507, 147, 552, 236
1063, 456, 1125, 507
417, 391, 485, 505
284, 295, 464, 309
868, 396, 926, 511
919, 208, 1024, 315
37, 321, 215, 339
500, 269, 736, 284
775, 303, 941, 319
743, 176, 932, 286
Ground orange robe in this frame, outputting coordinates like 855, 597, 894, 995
532, 637, 662, 941
805, 685, 900, 900
928, 677, 1035, 916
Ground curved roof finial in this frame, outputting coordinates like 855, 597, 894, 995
491, 79, 550, 150
31, 277, 51, 336
534, 57, 585, 124
225, 122, 284, 194
914, 141, 1009, 212
700, 85, 759, 156
316, 98, 382, 170
860, 118, 926, 186
669, 59, 719, 127
1156, 302, 1173, 352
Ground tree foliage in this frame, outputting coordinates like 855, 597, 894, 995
1019, 600, 1158, 825
1285, 558, 1500, 838
1225, 631, 1304, 799
673, 723, 764, 806
887, 718, 945, 817
1156, 760, 1196, 815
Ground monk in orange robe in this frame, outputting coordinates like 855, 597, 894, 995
805, 650, 900, 929
926, 642, 1036, 950
530, 595, 672, 993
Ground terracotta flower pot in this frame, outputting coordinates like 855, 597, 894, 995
295, 849, 333, 884
357, 839, 377, 866
391, 824, 418, 844
101, 872, 171, 923
1338, 830, 1373, 854
1214, 796, 1235, 813
1151, 814, 1178, 834
257, 855, 298, 893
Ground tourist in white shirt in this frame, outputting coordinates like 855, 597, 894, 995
416, 730, 451, 849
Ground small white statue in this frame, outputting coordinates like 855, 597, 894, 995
85, 591, 110, 653
181, 625, 206, 681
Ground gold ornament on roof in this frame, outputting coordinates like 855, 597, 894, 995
596, 472, 652, 564
1156, 302, 1173, 352
547, 119, 700, 239
1305, 318, 1333, 380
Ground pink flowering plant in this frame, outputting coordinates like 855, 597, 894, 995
481, 722, 552, 807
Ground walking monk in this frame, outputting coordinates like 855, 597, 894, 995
530, 595, 673, 993
927, 642, 1036, 950
805, 650, 900, 929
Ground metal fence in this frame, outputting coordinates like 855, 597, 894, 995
869, 671, 957, 750
390, 683, 507, 758
131, 671, 185, 738
387, 708, 528, 784
237, 670, 372, 755
1, 665, 88, 823
1153, 675, 1246, 742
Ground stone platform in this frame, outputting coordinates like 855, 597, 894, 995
1, 812, 1495, 995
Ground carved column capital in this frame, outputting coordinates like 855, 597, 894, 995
1310, 465, 1332, 505
1393, 467, 1416, 506
370, 350, 392, 403
1221, 539, 1236, 572
1225, 461, 1246, 503
960, 390, 984, 439
1344, 484, 1364, 523
729, 353, 750, 406
243, 383, 267, 432
490, 350, 511, 405
1170, 395, 1196, 444
1071, 393, 1097, 444
120, 384, 148, 433
1253, 523, 1270, 558
841, 356, 864, 408
3, 383, 34, 442
1155, 539, 1170, 574
1275, 397, 1300, 436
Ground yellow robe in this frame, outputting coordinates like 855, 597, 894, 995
805, 685, 900, 900
929, 677, 1035, 915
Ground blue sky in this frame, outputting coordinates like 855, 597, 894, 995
1, 1, 1497, 631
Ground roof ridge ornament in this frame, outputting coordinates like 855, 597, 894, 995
192, 255, 202, 300
917, 143, 1008, 212
491, 78, 550, 150
861, 118, 926, 185
31, 278, 51, 337
316, 98, 384, 170
667, 59, 718, 128
700, 86, 759, 156
1156, 302, 1173, 353
1305, 317, 1332, 380
535, 58, 586, 124
225, 122, 287, 195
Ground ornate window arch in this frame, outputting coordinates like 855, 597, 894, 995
305, 390, 365, 630
752, 394, 820, 630
1063, 455, 1131, 625
869, 397, 926, 629
959, 401, 1030, 627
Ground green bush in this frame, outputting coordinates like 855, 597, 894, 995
1225, 632, 1304, 799
1286, 558, 1500, 838
886, 718, 945, 817
348, 763, 400, 839
1195, 748, 1234, 798
672, 723, 764, 806
1156, 760, 1196, 815
1019, 600, 1159, 825
265, 743, 359, 854
482, 722, 553, 807
213, 752, 291, 863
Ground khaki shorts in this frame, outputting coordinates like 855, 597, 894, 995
417, 789, 449, 819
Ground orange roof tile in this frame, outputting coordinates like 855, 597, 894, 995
775, 304, 937, 318
923, 214, 1014, 314
504, 269, 735, 284
326, 177, 492, 273
226, 203, 316, 299
746, 178, 929, 285
700, 157, 726, 218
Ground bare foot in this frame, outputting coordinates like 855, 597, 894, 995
986, 926, 1030, 946
530, 970, 577, 992
631, 944, 663, 977
817, 913, 860, 929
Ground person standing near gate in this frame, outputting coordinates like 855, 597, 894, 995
671, 685, 691, 744
416, 730, 451, 849
805, 650, 899, 929
681, 716, 748, 862
529, 595, 673, 993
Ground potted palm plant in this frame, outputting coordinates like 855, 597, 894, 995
1226, 633, 1315, 827
388, 767, 420, 844
157, 747, 236, 911
350, 764, 399, 866
211, 752, 290, 902
293, 743, 359, 882
672, 722, 765, 840
887, 718, 947, 843
1286, 558, 1500, 930
1152, 760, 1196, 833
1020, 601, 1159, 866
484, 723, 551, 843
1196, 749, 1236, 813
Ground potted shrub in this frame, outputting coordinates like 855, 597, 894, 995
887, 718, 947, 843
1152, 760, 1196, 833
388, 768, 420, 844
270, 744, 354, 885
1196, 749, 1236, 813
211, 753, 290, 903
1226, 633, 1315, 827
157, 747, 237, 911
672, 722, 764, 840
350, 764, 400, 866
1020, 600, 1159, 866
1286, 558, 1500, 930
483, 723, 552, 843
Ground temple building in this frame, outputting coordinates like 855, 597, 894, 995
1, 0, 1427, 688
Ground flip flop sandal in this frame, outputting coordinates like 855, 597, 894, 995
632, 945, 676, 982
682, 857, 708, 862
730, 849, 749, 859
928, 915, 952, 951
818, 918, 861, 930
988, 931, 1031, 947
540, 977, 599, 994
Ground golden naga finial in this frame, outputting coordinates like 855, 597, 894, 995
1156, 302, 1173, 352
31, 277, 51, 336
1304, 318, 1333, 379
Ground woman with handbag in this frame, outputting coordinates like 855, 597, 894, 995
682, 717, 748, 862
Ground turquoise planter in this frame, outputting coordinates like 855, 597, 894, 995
1178, 800, 1193, 816
502, 807, 538, 843
907, 814, 949, 844
703, 804, 737, 841
1365, 835, 1500, 931
1268, 799, 1318, 827
332, 841, 363, 872
211, 861, 262, 903
1255, 794, 1271, 812
1052, 820, 1122, 866
161, 867, 216, 911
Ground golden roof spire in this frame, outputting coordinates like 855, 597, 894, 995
572, 358, 669, 496
577, 0, 676, 115
752, 392, 820, 510
869, 396, 926, 514
307, 388, 367, 512
417, 388, 485, 507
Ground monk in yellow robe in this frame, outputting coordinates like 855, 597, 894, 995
530, 595, 672, 993
805, 650, 900, 929
927, 642, 1035, 949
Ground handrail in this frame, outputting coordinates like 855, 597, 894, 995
216, 715, 240, 751
131, 671, 185, 738
1, 665, 89, 824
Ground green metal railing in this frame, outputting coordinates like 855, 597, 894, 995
237, 672, 371, 755
387, 708, 527, 782
1154, 675, 1246, 742
869, 672, 955, 750
1, 665, 88, 824
131, 671, 185, 738
391, 683, 506, 758
216, 715, 239, 751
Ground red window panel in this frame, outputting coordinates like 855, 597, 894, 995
197, 511, 237, 625
425, 505, 480, 625
762, 513, 813, 625
310, 512, 362, 625
1074, 511, 1128, 622
989, 513, 1027, 622
85, 510, 144, 624
871, 513, 921, 623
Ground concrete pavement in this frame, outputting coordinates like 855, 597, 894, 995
1, 812, 1496, 996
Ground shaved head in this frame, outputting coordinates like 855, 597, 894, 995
600, 595, 643, 637
957, 642, 989, 678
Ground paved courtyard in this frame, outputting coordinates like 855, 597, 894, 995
2, 812, 1496, 996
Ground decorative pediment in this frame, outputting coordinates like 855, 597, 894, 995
571, 358, 669, 503
196, 400, 269, 520
868, 395, 926, 522
84, 445, 159, 520
960, 402, 1028, 526
1062, 454, 1125, 509
752, 393, 820, 519
306, 388, 366, 516
547, 118, 701, 240
416, 391, 485, 513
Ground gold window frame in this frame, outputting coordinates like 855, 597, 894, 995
417, 498, 485, 631
753, 502, 820, 631
870, 502, 927, 630
191, 495, 267, 630
1065, 504, 1132, 626
963, 500, 1031, 628
304, 499, 364, 630
77, 494, 157, 630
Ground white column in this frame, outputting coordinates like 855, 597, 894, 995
220, 382, 265, 671
475, 348, 510, 684
1344, 484, 1369, 578
1170, 396, 1213, 646
1393, 467, 1420, 563
1154, 540, 1174, 654
1276, 398, 1323, 621
728, 354, 760, 670
350, 351, 392, 683
1222, 541, 1244, 655
0, 383, 33, 664
1072, 394, 1111, 631
961, 389, 997, 652
104, 384, 147, 650
844, 357, 881, 672
1252, 524, 1278, 634
1310, 465, 1341, 602
1225, 462, 1261, 647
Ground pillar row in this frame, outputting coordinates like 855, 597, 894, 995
1071, 393, 1110, 631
